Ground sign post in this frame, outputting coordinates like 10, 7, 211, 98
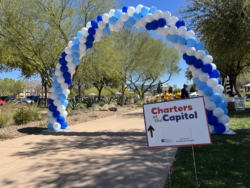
143, 97, 212, 148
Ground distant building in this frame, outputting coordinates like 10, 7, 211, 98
173, 84, 178, 89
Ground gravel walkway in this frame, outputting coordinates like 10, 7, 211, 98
0, 106, 139, 141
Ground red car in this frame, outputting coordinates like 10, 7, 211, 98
0, 100, 5, 104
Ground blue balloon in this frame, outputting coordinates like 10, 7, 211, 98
87, 35, 95, 43
133, 11, 141, 21
103, 27, 110, 35
202, 64, 213, 73
61, 52, 67, 58
177, 35, 187, 45
217, 78, 222, 84
71, 45, 79, 52
63, 72, 71, 79
88, 27, 96, 35
193, 59, 204, 69
167, 34, 179, 43
97, 14, 103, 22
145, 22, 151, 30
141, 6, 150, 17
61, 122, 68, 129
157, 18, 167, 27
73, 59, 80, 65
183, 53, 188, 61
59, 58, 67, 65
214, 123, 226, 133
203, 86, 213, 96
196, 82, 207, 90
53, 111, 60, 118
47, 123, 54, 130
122, 6, 128, 13
58, 94, 67, 101
175, 20, 185, 28
193, 77, 200, 83
149, 6, 157, 14
52, 80, 60, 88
55, 87, 62, 94
72, 37, 80, 45
223, 108, 228, 115
57, 116, 65, 124
209, 70, 220, 78
91, 20, 98, 28
186, 56, 196, 65
65, 79, 72, 85
115, 9, 122, 19
85, 42, 93, 49
61, 100, 69, 107
194, 42, 205, 51
211, 93, 222, 103
60, 65, 68, 72
187, 27, 190, 31
48, 99, 54, 105
77, 31, 82, 38
206, 109, 213, 117
127, 17, 136, 26
187, 37, 197, 47
49, 104, 57, 111
208, 116, 218, 126
72, 52, 80, 59
124, 21, 131, 29
216, 100, 227, 109
109, 16, 117, 25
204, 50, 209, 55
150, 20, 158, 30
53, 75, 58, 81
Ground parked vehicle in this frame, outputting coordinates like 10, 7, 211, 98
26, 95, 46, 102
16, 98, 34, 104
0, 96, 18, 102
0, 100, 6, 104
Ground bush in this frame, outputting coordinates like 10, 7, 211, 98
99, 101, 106, 107
136, 100, 145, 107
83, 97, 95, 108
0, 103, 15, 128
146, 98, 151, 104
13, 106, 42, 125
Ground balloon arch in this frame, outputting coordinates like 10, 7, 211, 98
47, 4, 230, 134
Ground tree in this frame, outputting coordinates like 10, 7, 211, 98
178, 0, 250, 96
190, 83, 196, 93
168, 86, 173, 93
0, 78, 24, 96
173, 88, 181, 94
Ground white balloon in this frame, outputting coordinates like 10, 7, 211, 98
81, 27, 88, 36
86, 22, 91, 28
121, 13, 129, 21
57, 76, 65, 84
113, 24, 120, 32
163, 11, 171, 21
202, 55, 213, 64
94, 36, 101, 42
102, 13, 110, 23
47, 111, 53, 119
195, 50, 206, 60
127, 6, 135, 16
58, 105, 66, 112
213, 108, 224, 118
206, 101, 216, 111
49, 117, 57, 124
196, 38, 201, 43
138, 17, 147, 27
66, 62, 74, 70
53, 99, 61, 106
134, 21, 141, 29
207, 78, 218, 88
213, 85, 224, 93
211, 63, 217, 70
154, 10, 163, 20
50, 93, 58, 100
221, 93, 227, 100
156, 27, 163, 35
185, 30, 195, 38
145, 13, 154, 22
109, 24, 114, 31
178, 45, 188, 54
116, 20, 124, 28
218, 115, 230, 124
199, 73, 209, 82
65, 54, 73, 62
79, 43, 86, 51
109, 9, 115, 17
136, 4, 143, 12
189, 65, 195, 71
204, 96, 211, 103
98, 21, 106, 29
68, 68, 75, 75
96, 28, 103, 37
65, 47, 73, 55
168, 25, 177, 35
55, 69, 63, 77
192, 69, 203, 77
186, 47, 196, 56
162, 26, 169, 36
225, 123, 230, 131
80, 50, 86, 57
62, 89, 70, 96
209, 125, 215, 133
68, 41, 74, 48
61, 110, 68, 118
79, 35, 87, 43
56, 63, 61, 70
50, 87, 55, 93
177, 26, 187, 36
168, 16, 178, 26
60, 83, 68, 90
53, 123, 61, 131
198, 89, 204, 96
175, 43, 180, 50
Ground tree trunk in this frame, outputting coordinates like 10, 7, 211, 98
121, 83, 125, 107
78, 83, 81, 103
231, 76, 241, 96
98, 86, 103, 102
41, 78, 44, 107
44, 82, 48, 107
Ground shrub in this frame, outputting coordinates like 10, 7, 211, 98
69, 99, 85, 110
99, 101, 106, 107
146, 98, 151, 104
13, 106, 42, 125
136, 100, 145, 107
0, 103, 15, 128
83, 97, 95, 108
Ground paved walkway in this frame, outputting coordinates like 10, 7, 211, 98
0, 109, 178, 188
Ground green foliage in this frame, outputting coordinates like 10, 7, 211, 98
13, 106, 42, 125
98, 101, 106, 107
83, 97, 95, 108
68, 90, 77, 99
0, 78, 24, 96
173, 89, 181, 94
136, 100, 145, 107
0, 103, 15, 128
168, 86, 173, 93
69, 99, 84, 110
190, 83, 196, 93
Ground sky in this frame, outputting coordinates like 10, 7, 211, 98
0, 0, 190, 88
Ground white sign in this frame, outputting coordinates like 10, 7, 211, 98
143, 97, 212, 148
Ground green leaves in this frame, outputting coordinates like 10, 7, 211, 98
0, 78, 24, 96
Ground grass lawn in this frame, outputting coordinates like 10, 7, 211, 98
167, 99, 250, 188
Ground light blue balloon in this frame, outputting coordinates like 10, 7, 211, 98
72, 37, 80, 45
211, 93, 222, 103
133, 11, 141, 21
204, 50, 209, 55
61, 100, 69, 107
73, 59, 80, 65
47, 123, 54, 130
141, 6, 150, 17
177, 35, 187, 45
55, 87, 63, 95
196, 82, 207, 90
72, 52, 80, 59
223, 108, 228, 115
77, 31, 82, 37
53, 75, 58, 81
114, 9, 122, 19
203, 86, 213, 96
52, 80, 60, 88
124, 21, 132, 28
216, 100, 228, 109
149, 6, 157, 14
195, 42, 205, 51
109, 16, 117, 25
127, 17, 136, 26
167, 34, 179, 43
58, 94, 67, 101
187, 37, 197, 47
103, 27, 110, 35
193, 77, 200, 84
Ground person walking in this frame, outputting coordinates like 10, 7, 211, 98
162, 91, 169, 101
181, 84, 190, 99
169, 91, 173, 100
175, 91, 181, 99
